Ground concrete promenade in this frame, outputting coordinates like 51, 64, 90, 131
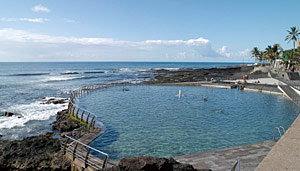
255, 114, 300, 170
175, 141, 275, 171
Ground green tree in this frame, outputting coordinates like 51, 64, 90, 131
285, 26, 300, 53
251, 47, 263, 63
263, 44, 282, 62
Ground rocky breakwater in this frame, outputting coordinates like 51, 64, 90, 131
104, 156, 212, 171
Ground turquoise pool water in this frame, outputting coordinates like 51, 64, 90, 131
77, 86, 299, 161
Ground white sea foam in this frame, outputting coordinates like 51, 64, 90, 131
154, 68, 180, 71
118, 68, 151, 72
48, 76, 78, 81
44, 76, 86, 82
0, 97, 67, 129
114, 78, 150, 84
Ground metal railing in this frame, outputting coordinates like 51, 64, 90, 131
61, 84, 116, 170
273, 126, 286, 141
278, 78, 300, 91
278, 83, 300, 106
62, 134, 109, 170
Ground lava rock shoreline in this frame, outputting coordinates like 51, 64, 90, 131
146, 65, 268, 84
0, 109, 81, 170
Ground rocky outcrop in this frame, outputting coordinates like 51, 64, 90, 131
104, 156, 211, 171
52, 109, 81, 132
0, 112, 23, 118
0, 133, 70, 171
4, 112, 14, 117
42, 98, 68, 105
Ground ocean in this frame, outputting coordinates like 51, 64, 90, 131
0, 62, 249, 139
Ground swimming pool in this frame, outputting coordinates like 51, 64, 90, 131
77, 86, 299, 161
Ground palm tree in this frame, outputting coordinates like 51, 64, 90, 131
264, 45, 276, 62
285, 26, 300, 53
251, 47, 262, 63
272, 43, 283, 58
263, 44, 282, 67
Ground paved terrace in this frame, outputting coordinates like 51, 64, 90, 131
175, 141, 276, 171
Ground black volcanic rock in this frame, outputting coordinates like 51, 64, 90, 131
104, 156, 211, 171
4, 112, 14, 117
43, 98, 68, 105
52, 109, 81, 132
0, 133, 70, 170
147, 65, 260, 84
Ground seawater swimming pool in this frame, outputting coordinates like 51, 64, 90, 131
77, 85, 299, 161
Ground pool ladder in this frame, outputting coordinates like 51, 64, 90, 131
273, 126, 286, 141
231, 160, 240, 171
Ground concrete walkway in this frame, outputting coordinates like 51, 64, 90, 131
255, 115, 300, 171
225, 78, 281, 85
175, 141, 276, 171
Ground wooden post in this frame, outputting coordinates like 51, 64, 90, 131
84, 148, 91, 168
81, 111, 84, 121
86, 113, 90, 123
102, 156, 108, 169
90, 116, 95, 127
67, 103, 71, 113
72, 107, 76, 117
69, 103, 73, 112
73, 143, 79, 161
76, 108, 80, 119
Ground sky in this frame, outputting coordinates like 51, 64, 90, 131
0, 0, 299, 62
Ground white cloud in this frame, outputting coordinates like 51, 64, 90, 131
0, 28, 250, 62
144, 38, 210, 46
63, 18, 76, 23
20, 18, 49, 23
217, 46, 231, 57
0, 17, 18, 22
1, 17, 49, 23
32, 5, 51, 13
217, 46, 250, 58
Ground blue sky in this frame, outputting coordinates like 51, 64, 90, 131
0, 0, 299, 62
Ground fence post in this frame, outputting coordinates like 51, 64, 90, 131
72, 107, 76, 117
92, 121, 95, 129
73, 143, 79, 161
84, 149, 91, 168
86, 113, 90, 123
102, 155, 108, 169
90, 116, 95, 128
81, 111, 84, 122
76, 108, 80, 119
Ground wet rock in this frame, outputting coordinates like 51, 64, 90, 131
44, 98, 68, 105
4, 112, 14, 117
52, 109, 81, 132
104, 156, 211, 171
0, 133, 70, 170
